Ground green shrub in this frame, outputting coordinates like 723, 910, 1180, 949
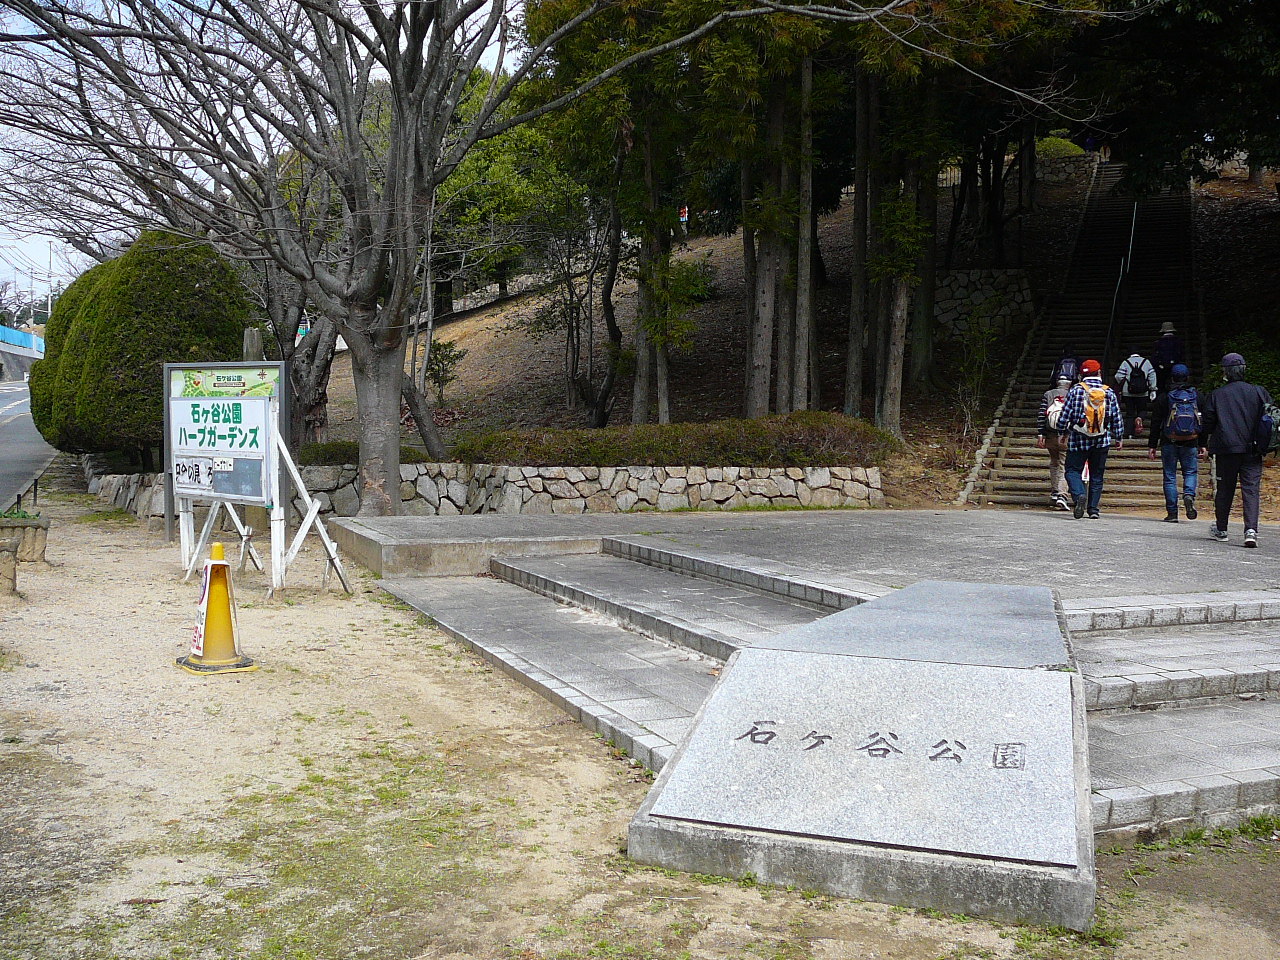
43, 261, 118, 451
298, 441, 432, 466
73, 232, 249, 457
1037, 136, 1085, 160
32, 257, 115, 450
451, 411, 900, 467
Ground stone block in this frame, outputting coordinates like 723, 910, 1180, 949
545, 479, 577, 499
631, 582, 1092, 929
524, 491, 553, 514
437, 498, 460, 516
416, 475, 440, 506
687, 466, 707, 484
527, 476, 544, 493
330, 483, 360, 516
660, 477, 686, 494
576, 480, 602, 498
1146, 781, 1197, 823
1101, 787, 1155, 828
598, 467, 616, 490
616, 490, 639, 512
635, 479, 660, 504
399, 480, 416, 502
565, 467, 585, 483
803, 466, 831, 488
657, 492, 690, 511
809, 487, 843, 508
586, 492, 619, 513
1186, 775, 1240, 813
446, 479, 469, 504
1226, 770, 1280, 807
797, 484, 813, 506
746, 478, 781, 498
709, 482, 736, 502
551, 497, 586, 514
497, 485, 523, 515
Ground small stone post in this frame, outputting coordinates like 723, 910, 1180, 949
0, 537, 20, 605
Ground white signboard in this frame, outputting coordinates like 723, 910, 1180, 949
168, 396, 272, 504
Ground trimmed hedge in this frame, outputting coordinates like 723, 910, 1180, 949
74, 232, 249, 455
298, 441, 433, 466
1037, 136, 1085, 160
30, 259, 112, 448
450, 411, 900, 467
40, 261, 117, 450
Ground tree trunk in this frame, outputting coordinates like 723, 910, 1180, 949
740, 161, 758, 397
588, 173, 626, 428
289, 317, 339, 449
347, 328, 409, 516
400, 379, 449, 460
775, 157, 796, 416
877, 277, 911, 440
655, 346, 671, 424
910, 157, 939, 386
1249, 163, 1266, 186
792, 56, 814, 412
865, 80, 884, 400
844, 69, 870, 418
746, 85, 787, 419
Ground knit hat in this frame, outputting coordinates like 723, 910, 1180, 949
1081, 359, 1101, 375
1222, 352, 1245, 369
1159, 322, 1177, 334
1171, 363, 1190, 382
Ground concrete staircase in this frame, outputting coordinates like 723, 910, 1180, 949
968, 165, 1204, 510
382, 537, 1280, 842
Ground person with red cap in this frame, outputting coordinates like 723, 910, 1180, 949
1201, 352, 1273, 547
1055, 358, 1124, 519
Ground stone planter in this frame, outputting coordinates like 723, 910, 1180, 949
0, 516, 50, 563
0, 536, 18, 603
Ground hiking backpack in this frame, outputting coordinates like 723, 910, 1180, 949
1254, 390, 1280, 456
1046, 395, 1066, 430
1122, 357, 1152, 397
1163, 386, 1201, 442
1072, 384, 1112, 437
1052, 356, 1079, 385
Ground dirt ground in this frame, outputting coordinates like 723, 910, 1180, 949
3, 467, 1280, 960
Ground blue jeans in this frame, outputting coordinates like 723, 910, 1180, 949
1064, 447, 1109, 514
1161, 443, 1198, 513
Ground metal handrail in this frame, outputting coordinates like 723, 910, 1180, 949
1104, 202, 1140, 375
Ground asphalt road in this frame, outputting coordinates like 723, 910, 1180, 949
0, 380, 56, 511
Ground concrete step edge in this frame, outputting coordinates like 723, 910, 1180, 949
601, 537, 886, 610
490, 556, 745, 662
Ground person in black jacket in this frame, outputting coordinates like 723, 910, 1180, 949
1201, 352, 1273, 547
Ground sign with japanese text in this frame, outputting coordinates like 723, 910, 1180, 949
649, 649, 1080, 868
166, 362, 283, 507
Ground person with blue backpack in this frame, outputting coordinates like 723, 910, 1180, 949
1202, 352, 1276, 548
1147, 363, 1205, 523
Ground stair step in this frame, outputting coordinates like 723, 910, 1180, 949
492, 553, 827, 661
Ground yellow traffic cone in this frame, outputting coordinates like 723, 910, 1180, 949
177, 542, 258, 675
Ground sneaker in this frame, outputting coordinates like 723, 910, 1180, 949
1184, 495, 1198, 520
1053, 495, 1070, 511
1163, 512, 1178, 523
1210, 525, 1229, 542
1245, 529, 1258, 548
1073, 497, 1085, 519
1088, 511, 1100, 520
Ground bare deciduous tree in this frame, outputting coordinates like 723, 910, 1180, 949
0, 0, 929, 512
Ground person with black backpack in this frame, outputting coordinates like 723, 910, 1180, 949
1147, 363, 1205, 522
1050, 346, 1082, 387
1201, 352, 1275, 548
1115, 351, 1156, 439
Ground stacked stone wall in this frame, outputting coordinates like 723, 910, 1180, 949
934, 269, 1035, 338
81, 457, 884, 519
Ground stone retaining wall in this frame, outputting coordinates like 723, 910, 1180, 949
934, 269, 1035, 338
82, 457, 884, 519
381, 463, 884, 516
1037, 153, 1093, 184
